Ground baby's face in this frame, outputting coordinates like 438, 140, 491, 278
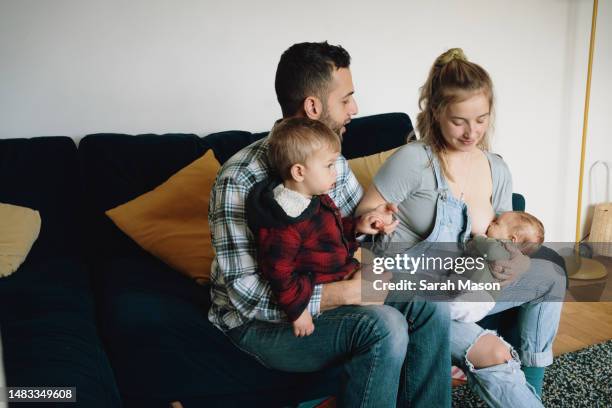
486, 212, 517, 240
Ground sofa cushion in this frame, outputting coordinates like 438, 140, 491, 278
205, 130, 268, 165
0, 137, 82, 261
79, 133, 210, 260
205, 112, 413, 165
341, 112, 413, 159
348, 147, 400, 190
0, 257, 121, 407
105, 150, 220, 284
0, 203, 41, 277
92, 254, 340, 406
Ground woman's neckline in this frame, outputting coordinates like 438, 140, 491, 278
439, 148, 494, 204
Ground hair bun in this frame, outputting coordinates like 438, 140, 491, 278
437, 48, 468, 66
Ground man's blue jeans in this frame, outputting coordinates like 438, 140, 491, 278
227, 301, 450, 408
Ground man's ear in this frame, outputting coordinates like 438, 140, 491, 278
290, 163, 306, 182
303, 96, 323, 120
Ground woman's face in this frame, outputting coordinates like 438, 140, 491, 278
439, 91, 490, 152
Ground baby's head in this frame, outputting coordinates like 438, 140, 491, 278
267, 117, 341, 196
486, 211, 544, 255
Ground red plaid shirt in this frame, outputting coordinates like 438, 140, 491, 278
247, 179, 360, 321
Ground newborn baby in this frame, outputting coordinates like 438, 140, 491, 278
450, 211, 545, 322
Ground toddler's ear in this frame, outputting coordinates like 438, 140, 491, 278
290, 164, 305, 182
510, 235, 518, 243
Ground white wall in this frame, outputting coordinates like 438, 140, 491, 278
0, 0, 610, 241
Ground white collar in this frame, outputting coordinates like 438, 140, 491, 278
273, 184, 312, 218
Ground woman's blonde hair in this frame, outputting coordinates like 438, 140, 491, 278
416, 48, 494, 180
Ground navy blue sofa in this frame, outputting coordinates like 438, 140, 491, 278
0, 112, 564, 407
0, 137, 121, 407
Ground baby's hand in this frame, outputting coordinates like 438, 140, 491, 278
292, 309, 314, 337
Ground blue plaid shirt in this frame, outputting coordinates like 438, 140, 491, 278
208, 136, 363, 332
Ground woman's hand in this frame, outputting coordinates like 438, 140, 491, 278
489, 243, 531, 287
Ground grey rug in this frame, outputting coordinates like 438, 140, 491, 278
451, 340, 612, 407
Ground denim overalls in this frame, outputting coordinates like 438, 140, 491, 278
400, 146, 546, 407
422, 146, 471, 244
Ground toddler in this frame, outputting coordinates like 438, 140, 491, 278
247, 118, 385, 336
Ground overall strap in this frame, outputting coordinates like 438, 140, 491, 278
424, 145, 449, 199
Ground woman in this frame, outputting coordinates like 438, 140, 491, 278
357, 48, 565, 407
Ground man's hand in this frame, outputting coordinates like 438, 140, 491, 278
490, 243, 531, 287
320, 264, 393, 312
292, 309, 315, 337
342, 267, 392, 306
358, 203, 399, 235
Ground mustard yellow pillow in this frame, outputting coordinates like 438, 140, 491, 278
348, 147, 399, 190
106, 150, 220, 284
0, 203, 41, 277
347, 148, 400, 263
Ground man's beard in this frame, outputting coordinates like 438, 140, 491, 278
319, 105, 344, 140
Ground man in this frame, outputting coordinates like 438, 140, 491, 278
208, 41, 450, 407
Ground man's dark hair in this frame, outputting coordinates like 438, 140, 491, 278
275, 41, 351, 117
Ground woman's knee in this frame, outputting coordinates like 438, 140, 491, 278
532, 259, 566, 298
466, 333, 513, 369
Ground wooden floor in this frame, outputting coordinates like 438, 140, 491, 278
553, 255, 612, 355
554, 302, 612, 355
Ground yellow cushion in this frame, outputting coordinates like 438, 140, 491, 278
106, 150, 220, 284
348, 147, 399, 263
348, 147, 399, 189
0, 203, 41, 277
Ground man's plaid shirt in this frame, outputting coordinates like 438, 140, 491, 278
207, 136, 363, 332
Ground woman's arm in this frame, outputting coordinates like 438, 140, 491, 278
355, 184, 388, 217
492, 153, 514, 214
356, 143, 424, 217
356, 148, 425, 232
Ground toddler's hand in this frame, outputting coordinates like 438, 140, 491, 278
293, 309, 314, 337
357, 214, 384, 234
357, 205, 399, 235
